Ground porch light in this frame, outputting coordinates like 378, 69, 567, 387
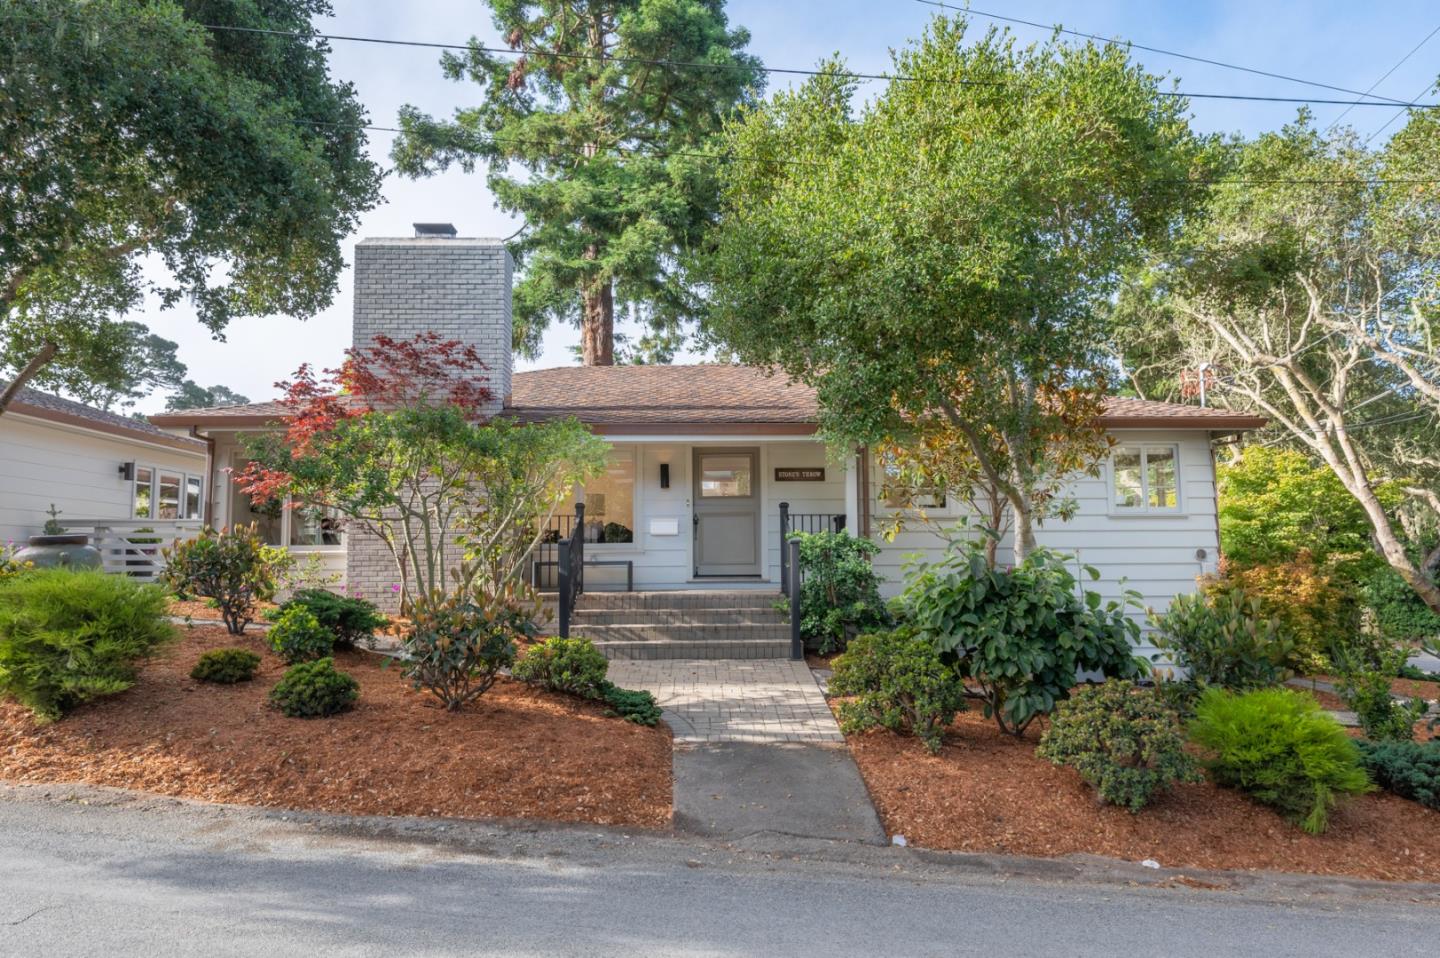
659, 463, 670, 489
118, 461, 136, 481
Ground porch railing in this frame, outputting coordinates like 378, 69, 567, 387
778, 502, 847, 594
786, 536, 804, 660
556, 504, 585, 639
56, 519, 205, 584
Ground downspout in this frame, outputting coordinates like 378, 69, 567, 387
857, 445, 872, 539
191, 426, 216, 527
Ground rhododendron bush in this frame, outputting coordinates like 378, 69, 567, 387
238, 333, 607, 610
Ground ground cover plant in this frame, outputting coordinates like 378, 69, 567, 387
791, 530, 890, 654
161, 524, 290, 635
1189, 687, 1372, 834
0, 568, 173, 721
190, 648, 261, 684
267, 605, 335, 665
1038, 680, 1201, 811
275, 589, 387, 649
514, 636, 661, 726
269, 658, 359, 718
903, 542, 1145, 735
1150, 588, 1293, 694
1358, 740, 1440, 810
828, 627, 966, 754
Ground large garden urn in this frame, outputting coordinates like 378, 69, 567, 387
14, 534, 103, 570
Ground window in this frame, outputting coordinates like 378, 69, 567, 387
157, 473, 182, 520
699, 454, 752, 498
289, 504, 344, 547
555, 448, 636, 545
133, 467, 154, 518
876, 451, 945, 510
1110, 445, 1180, 513
184, 477, 202, 521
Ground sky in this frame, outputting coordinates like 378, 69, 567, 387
127, 0, 1440, 413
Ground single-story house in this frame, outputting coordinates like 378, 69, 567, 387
151, 227, 1265, 654
0, 385, 209, 567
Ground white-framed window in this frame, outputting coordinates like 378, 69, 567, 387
132, 465, 205, 521
1109, 444, 1181, 513
875, 450, 947, 511
227, 454, 345, 550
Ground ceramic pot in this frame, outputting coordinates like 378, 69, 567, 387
14, 534, 103, 570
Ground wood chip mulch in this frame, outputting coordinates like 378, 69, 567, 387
840, 707, 1440, 883
0, 624, 672, 829
166, 598, 277, 623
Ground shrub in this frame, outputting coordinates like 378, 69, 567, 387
1357, 740, 1440, 810
401, 589, 531, 710
267, 605, 335, 664
1335, 646, 1427, 742
1362, 565, 1440, 644
513, 636, 610, 698
161, 524, 292, 635
1189, 687, 1373, 834
269, 658, 358, 718
190, 648, 262, 684
828, 627, 966, 753
276, 589, 387, 649
903, 543, 1145, 736
598, 682, 661, 725
1215, 557, 1357, 674
1150, 589, 1294, 694
0, 569, 173, 721
1038, 680, 1201, 811
791, 531, 890, 654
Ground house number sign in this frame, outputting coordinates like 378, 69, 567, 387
774, 467, 825, 482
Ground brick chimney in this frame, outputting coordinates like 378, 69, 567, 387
352, 226, 513, 414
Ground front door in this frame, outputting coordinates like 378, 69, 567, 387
692, 448, 761, 577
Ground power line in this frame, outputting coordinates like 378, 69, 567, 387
917, 0, 1414, 106
202, 22, 1440, 110
1366, 75, 1440, 145
1326, 23, 1440, 132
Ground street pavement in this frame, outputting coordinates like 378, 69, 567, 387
0, 785, 1434, 957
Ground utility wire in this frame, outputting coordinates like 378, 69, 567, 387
202, 22, 1440, 110
917, 0, 1414, 106
1326, 23, 1440, 132
1366, 75, 1440, 144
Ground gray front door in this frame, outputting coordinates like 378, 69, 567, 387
692, 448, 761, 577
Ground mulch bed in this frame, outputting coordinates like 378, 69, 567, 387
0, 624, 672, 829
841, 707, 1440, 883
1309, 674, 1440, 702
167, 597, 277, 623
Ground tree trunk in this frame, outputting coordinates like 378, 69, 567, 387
1010, 495, 1038, 563
0, 340, 58, 417
581, 278, 614, 366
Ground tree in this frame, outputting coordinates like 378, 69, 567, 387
238, 333, 608, 611
166, 381, 252, 412
704, 17, 1199, 558
1115, 114, 1440, 612
391, 0, 763, 365
1, 320, 187, 411
0, 0, 381, 416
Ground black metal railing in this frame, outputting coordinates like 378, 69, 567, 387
557, 503, 585, 639
786, 536, 803, 660
778, 501, 847, 594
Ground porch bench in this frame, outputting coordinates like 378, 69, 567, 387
531, 557, 634, 592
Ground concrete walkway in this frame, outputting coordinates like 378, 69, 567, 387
607, 659, 885, 844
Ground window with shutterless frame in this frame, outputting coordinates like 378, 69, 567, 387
1109, 444, 1181, 513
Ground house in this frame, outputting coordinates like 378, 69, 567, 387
0, 385, 209, 559
151, 227, 1265, 654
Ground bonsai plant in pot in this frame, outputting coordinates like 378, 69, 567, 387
15, 505, 102, 569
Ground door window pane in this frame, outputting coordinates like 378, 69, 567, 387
133, 467, 153, 519
184, 476, 202, 520
1111, 449, 1143, 508
1147, 448, 1178, 509
157, 473, 182, 520
700, 455, 752, 498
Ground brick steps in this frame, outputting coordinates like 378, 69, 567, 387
566, 590, 794, 660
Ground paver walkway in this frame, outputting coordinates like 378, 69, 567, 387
605, 659, 843, 743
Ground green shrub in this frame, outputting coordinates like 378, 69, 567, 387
1335, 646, 1427, 742
0, 569, 173, 722
513, 636, 610, 697
1189, 687, 1373, 834
1357, 740, 1440, 810
1361, 565, 1440, 644
267, 606, 334, 664
1151, 589, 1294, 694
792, 531, 891, 654
1215, 558, 1357, 674
828, 627, 966, 754
598, 682, 661, 725
268, 658, 358, 718
903, 542, 1145, 736
161, 524, 292, 635
1038, 680, 1201, 811
276, 589, 387, 649
190, 648, 262, 684
402, 590, 529, 710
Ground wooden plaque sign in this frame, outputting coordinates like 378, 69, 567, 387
774, 467, 825, 482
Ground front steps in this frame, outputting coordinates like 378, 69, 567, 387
569, 590, 793, 660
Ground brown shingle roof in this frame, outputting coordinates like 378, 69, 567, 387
148, 365, 1267, 433
3, 384, 205, 452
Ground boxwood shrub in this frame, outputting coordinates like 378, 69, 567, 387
269, 658, 358, 718
513, 637, 609, 697
277, 589, 387, 649
828, 627, 966, 754
267, 605, 335, 664
190, 648, 262, 684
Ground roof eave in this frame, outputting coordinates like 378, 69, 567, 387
12, 402, 207, 452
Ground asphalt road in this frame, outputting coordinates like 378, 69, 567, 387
0, 787, 1435, 957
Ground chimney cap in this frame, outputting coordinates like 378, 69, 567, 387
413, 222, 458, 238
